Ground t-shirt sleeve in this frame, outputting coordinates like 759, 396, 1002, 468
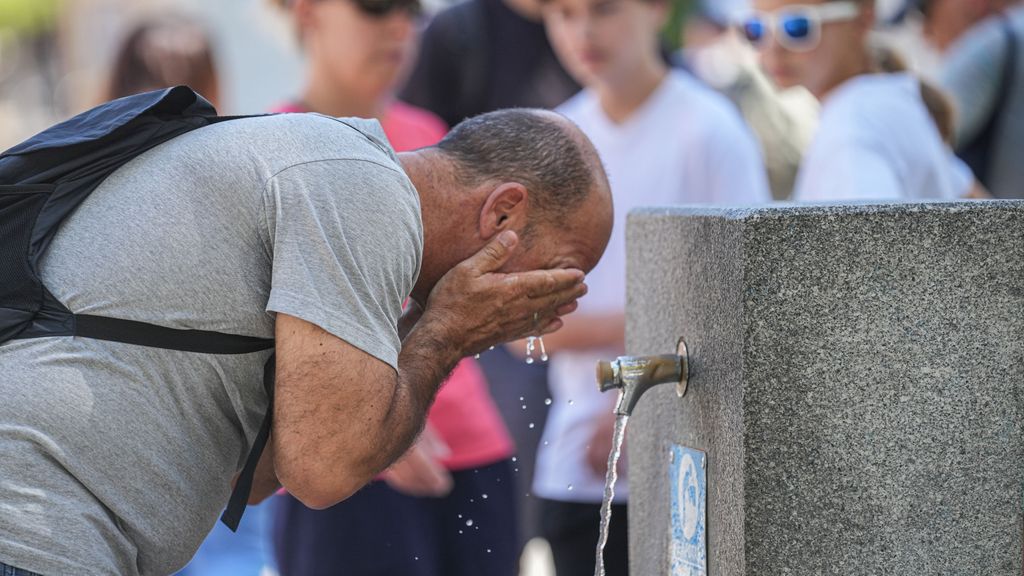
262, 159, 422, 371
939, 18, 1010, 146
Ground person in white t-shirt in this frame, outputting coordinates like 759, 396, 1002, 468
740, 0, 973, 201
533, 0, 770, 571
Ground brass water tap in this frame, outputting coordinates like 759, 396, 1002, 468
596, 338, 689, 416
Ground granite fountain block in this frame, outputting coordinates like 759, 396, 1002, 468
625, 202, 1024, 575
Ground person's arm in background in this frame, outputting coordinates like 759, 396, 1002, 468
274, 233, 586, 509
379, 423, 452, 496
938, 17, 1009, 147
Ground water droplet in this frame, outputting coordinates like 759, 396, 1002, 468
521, 404, 527, 410
458, 514, 463, 519
543, 440, 549, 446
541, 353, 549, 362
415, 556, 419, 561
470, 498, 475, 503
567, 484, 574, 491
474, 353, 481, 359
519, 396, 525, 402
568, 399, 575, 405
466, 519, 474, 527
489, 346, 495, 351
525, 356, 535, 364
528, 423, 535, 429
459, 530, 464, 534
487, 549, 492, 554
544, 398, 552, 405
511, 456, 517, 462
482, 493, 488, 499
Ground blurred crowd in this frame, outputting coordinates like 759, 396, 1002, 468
1, 0, 1020, 574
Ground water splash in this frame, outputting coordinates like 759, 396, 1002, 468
474, 346, 496, 360
525, 336, 549, 364
594, 409, 630, 576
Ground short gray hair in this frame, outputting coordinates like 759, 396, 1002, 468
435, 109, 598, 224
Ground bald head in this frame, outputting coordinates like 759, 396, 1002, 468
401, 107, 612, 304
434, 108, 610, 231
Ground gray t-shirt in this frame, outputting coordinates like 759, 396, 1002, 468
0, 113, 423, 575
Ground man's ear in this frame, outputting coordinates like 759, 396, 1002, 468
479, 182, 529, 239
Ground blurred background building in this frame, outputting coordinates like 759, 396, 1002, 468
0, 0, 308, 148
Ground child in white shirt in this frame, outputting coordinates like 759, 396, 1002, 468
739, 0, 972, 201
534, 0, 770, 571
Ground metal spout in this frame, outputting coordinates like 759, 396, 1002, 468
596, 338, 689, 416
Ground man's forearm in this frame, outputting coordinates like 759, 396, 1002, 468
273, 232, 588, 509
364, 318, 463, 479
273, 314, 464, 509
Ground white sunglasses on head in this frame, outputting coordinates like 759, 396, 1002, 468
738, 2, 862, 52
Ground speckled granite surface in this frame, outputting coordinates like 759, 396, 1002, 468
625, 201, 1024, 575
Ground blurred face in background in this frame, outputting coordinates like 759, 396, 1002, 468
293, 0, 419, 102
745, 0, 874, 98
541, 0, 668, 88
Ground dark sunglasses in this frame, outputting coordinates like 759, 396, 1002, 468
349, 0, 422, 17
739, 1, 861, 52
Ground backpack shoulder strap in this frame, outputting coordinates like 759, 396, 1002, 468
221, 354, 276, 531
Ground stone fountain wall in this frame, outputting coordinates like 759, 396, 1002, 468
626, 202, 1024, 575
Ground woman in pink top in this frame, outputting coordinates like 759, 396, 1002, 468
268, 1, 517, 574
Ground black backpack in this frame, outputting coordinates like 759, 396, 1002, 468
0, 85, 274, 531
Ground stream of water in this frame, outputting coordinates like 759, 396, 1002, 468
594, 409, 630, 576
